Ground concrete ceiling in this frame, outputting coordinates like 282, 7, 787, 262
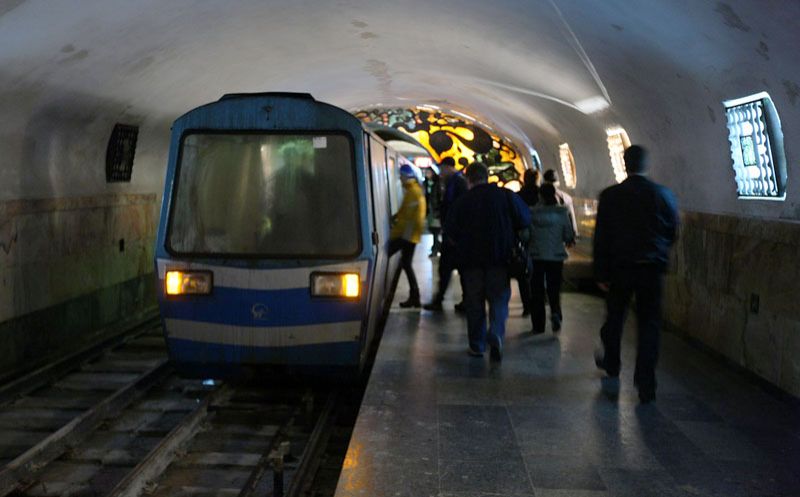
1, 0, 799, 219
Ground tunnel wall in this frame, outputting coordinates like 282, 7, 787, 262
665, 211, 800, 397
0, 95, 167, 377
0, 194, 158, 377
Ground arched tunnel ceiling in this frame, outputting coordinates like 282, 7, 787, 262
1, 0, 799, 218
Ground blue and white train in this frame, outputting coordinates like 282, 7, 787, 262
154, 93, 408, 378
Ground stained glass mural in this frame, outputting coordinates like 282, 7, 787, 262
354, 107, 526, 190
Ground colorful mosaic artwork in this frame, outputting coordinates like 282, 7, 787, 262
354, 107, 526, 189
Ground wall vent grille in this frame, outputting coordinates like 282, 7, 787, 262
106, 124, 139, 183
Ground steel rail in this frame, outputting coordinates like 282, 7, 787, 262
236, 401, 302, 497
284, 391, 339, 497
0, 358, 172, 497
106, 384, 232, 497
0, 312, 161, 405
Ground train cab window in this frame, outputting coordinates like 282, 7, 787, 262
723, 92, 787, 200
168, 133, 360, 257
606, 127, 630, 183
558, 143, 577, 189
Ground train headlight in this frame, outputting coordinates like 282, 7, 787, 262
311, 272, 360, 298
165, 270, 213, 296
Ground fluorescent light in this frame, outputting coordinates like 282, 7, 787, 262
575, 96, 610, 114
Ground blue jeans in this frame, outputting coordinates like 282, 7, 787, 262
460, 266, 511, 352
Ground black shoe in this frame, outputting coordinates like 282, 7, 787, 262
490, 345, 502, 362
467, 347, 484, 358
594, 351, 619, 378
551, 315, 561, 332
399, 297, 421, 308
422, 301, 443, 311
454, 302, 466, 314
530, 328, 545, 335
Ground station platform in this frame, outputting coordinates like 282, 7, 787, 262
334, 238, 800, 497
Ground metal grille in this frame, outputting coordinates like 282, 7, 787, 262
105, 124, 138, 182
725, 99, 778, 198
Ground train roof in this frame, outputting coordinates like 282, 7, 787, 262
172, 93, 363, 134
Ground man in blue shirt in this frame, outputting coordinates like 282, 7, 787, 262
446, 162, 532, 361
593, 145, 679, 403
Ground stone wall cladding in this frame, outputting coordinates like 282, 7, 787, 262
0, 193, 158, 376
0, 193, 157, 321
666, 211, 800, 397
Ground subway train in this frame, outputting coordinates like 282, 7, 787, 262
154, 92, 408, 379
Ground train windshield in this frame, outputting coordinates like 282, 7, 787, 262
168, 133, 360, 257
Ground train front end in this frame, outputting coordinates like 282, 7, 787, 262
154, 94, 373, 379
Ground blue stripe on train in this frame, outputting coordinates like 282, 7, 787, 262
159, 286, 365, 327
166, 337, 360, 367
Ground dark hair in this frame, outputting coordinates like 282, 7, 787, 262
465, 162, 489, 184
543, 169, 558, 183
440, 156, 456, 168
623, 145, 648, 174
540, 183, 557, 205
523, 169, 540, 185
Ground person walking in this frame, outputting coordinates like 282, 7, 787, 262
389, 163, 427, 308
528, 183, 575, 334
446, 162, 531, 361
543, 169, 578, 238
518, 169, 541, 206
515, 168, 541, 316
423, 167, 442, 256
424, 157, 468, 312
593, 145, 679, 403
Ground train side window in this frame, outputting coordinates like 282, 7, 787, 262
559, 143, 577, 189
723, 92, 788, 200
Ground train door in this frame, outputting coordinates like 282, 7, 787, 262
384, 152, 402, 294
362, 135, 391, 359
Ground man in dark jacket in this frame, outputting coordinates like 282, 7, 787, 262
424, 157, 468, 311
446, 162, 532, 361
593, 145, 679, 403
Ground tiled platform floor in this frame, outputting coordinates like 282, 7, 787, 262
334, 239, 800, 497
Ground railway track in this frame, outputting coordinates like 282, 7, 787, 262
0, 319, 344, 497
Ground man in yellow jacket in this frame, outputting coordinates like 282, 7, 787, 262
389, 164, 427, 308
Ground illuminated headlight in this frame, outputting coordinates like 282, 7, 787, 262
311, 273, 360, 298
165, 270, 213, 296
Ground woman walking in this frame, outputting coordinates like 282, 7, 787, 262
529, 183, 575, 334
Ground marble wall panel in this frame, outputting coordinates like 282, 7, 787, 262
663, 275, 690, 331
0, 193, 157, 323
665, 211, 800, 397
742, 313, 788, 387
779, 319, 800, 396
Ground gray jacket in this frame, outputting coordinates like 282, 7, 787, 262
529, 205, 575, 261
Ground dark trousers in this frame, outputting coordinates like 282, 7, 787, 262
429, 227, 442, 255
601, 264, 664, 394
433, 243, 457, 302
516, 272, 532, 312
389, 238, 419, 300
529, 260, 563, 332
460, 266, 510, 351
